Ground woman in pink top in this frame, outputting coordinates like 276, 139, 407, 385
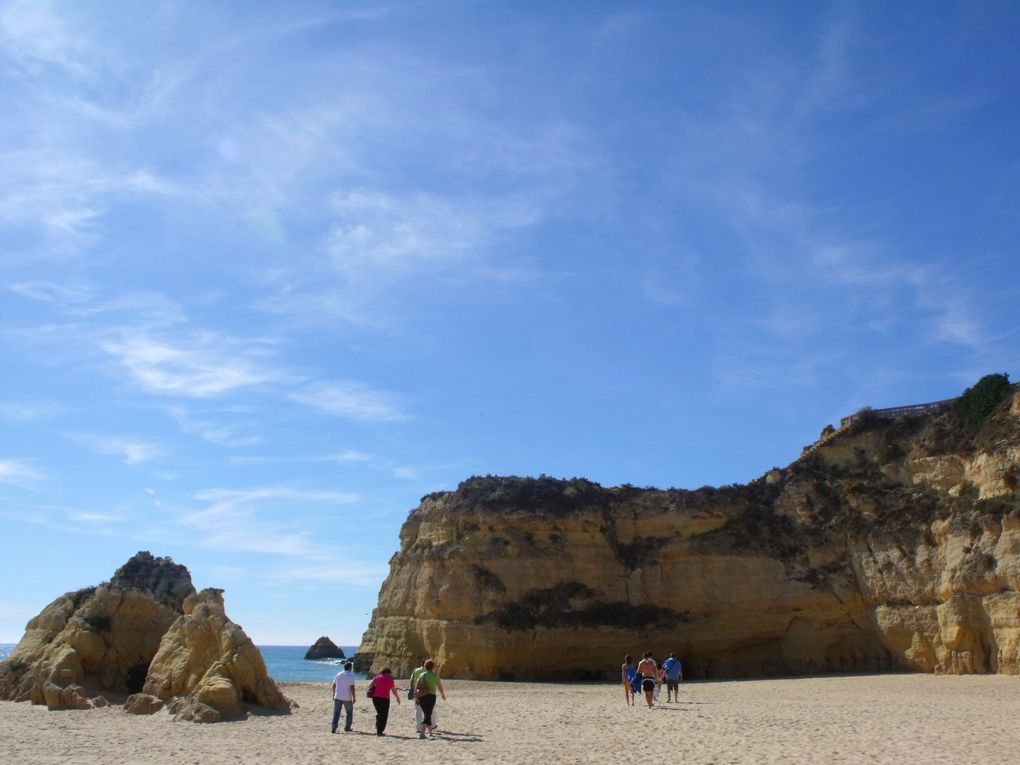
367, 667, 401, 736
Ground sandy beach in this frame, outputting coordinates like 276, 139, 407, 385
1, 674, 1016, 764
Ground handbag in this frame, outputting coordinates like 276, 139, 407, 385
366, 680, 376, 698
406, 687, 414, 700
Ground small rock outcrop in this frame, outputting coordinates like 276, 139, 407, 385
304, 636, 345, 660
137, 589, 292, 722
0, 552, 291, 722
0, 552, 193, 708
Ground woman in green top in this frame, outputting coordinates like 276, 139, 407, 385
415, 659, 446, 739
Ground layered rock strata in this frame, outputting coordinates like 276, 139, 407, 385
0, 552, 291, 721
356, 389, 1020, 680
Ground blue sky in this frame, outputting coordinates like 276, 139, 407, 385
1, 1, 1018, 644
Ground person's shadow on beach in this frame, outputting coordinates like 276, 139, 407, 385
344, 730, 484, 742
431, 730, 484, 743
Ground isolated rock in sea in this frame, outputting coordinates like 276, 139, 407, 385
0, 552, 193, 708
304, 636, 345, 660
356, 379, 1020, 680
142, 588, 292, 722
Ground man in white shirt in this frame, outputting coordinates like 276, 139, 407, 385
331, 661, 356, 733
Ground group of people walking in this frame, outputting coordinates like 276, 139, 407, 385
331, 658, 446, 738
621, 651, 683, 708
331, 651, 681, 737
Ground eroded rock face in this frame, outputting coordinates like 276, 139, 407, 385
1, 552, 291, 722
0, 552, 192, 708
304, 636, 345, 660
357, 390, 1020, 680
142, 589, 292, 722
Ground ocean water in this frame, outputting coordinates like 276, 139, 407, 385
0, 643, 365, 683
258, 645, 366, 682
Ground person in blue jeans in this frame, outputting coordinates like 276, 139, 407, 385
331, 661, 356, 733
662, 653, 684, 702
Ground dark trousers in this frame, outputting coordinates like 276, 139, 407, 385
372, 696, 391, 734
419, 693, 437, 727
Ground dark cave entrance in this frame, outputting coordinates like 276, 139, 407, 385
126, 662, 149, 694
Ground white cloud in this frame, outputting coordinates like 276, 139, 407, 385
290, 381, 407, 422
67, 509, 128, 525
265, 561, 387, 588
325, 189, 541, 283
0, 458, 44, 488
0, 401, 62, 422
167, 407, 263, 448
228, 449, 423, 481
0, 0, 90, 76
179, 486, 359, 557
72, 434, 164, 465
230, 450, 377, 467
0, 503, 130, 535
100, 332, 280, 398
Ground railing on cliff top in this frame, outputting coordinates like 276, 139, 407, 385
838, 397, 958, 429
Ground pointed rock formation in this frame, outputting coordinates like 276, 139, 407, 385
304, 636, 345, 660
137, 588, 292, 722
0, 552, 192, 708
1, 552, 292, 722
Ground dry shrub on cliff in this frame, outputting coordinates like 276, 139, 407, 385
955, 373, 1013, 431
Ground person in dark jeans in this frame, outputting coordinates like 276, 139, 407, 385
331, 661, 356, 733
367, 666, 401, 736
414, 659, 446, 739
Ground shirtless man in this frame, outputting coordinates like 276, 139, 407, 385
636, 651, 657, 708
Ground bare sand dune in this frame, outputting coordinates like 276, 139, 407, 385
1, 675, 1016, 764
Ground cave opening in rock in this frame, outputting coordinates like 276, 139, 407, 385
126, 663, 149, 694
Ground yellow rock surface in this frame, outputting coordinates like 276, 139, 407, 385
357, 395, 1020, 680
1, 552, 291, 723
143, 589, 291, 721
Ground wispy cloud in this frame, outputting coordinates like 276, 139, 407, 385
265, 560, 387, 588
230, 449, 421, 480
180, 486, 359, 556
167, 406, 263, 448
0, 502, 128, 533
0, 0, 90, 76
662, 10, 997, 400
100, 332, 281, 398
230, 449, 377, 467
0, 401, 63, 422
0, 458, 44, 489
71, 433, 165, 465
67, 508, 130, 525
325, 189, 541, 283
290, 381, 407, 422
9, 280, 185, 325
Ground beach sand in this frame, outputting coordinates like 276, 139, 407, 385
1, 674, 1016, 764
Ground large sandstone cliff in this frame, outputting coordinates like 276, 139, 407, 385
356, 384, 1020, 680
